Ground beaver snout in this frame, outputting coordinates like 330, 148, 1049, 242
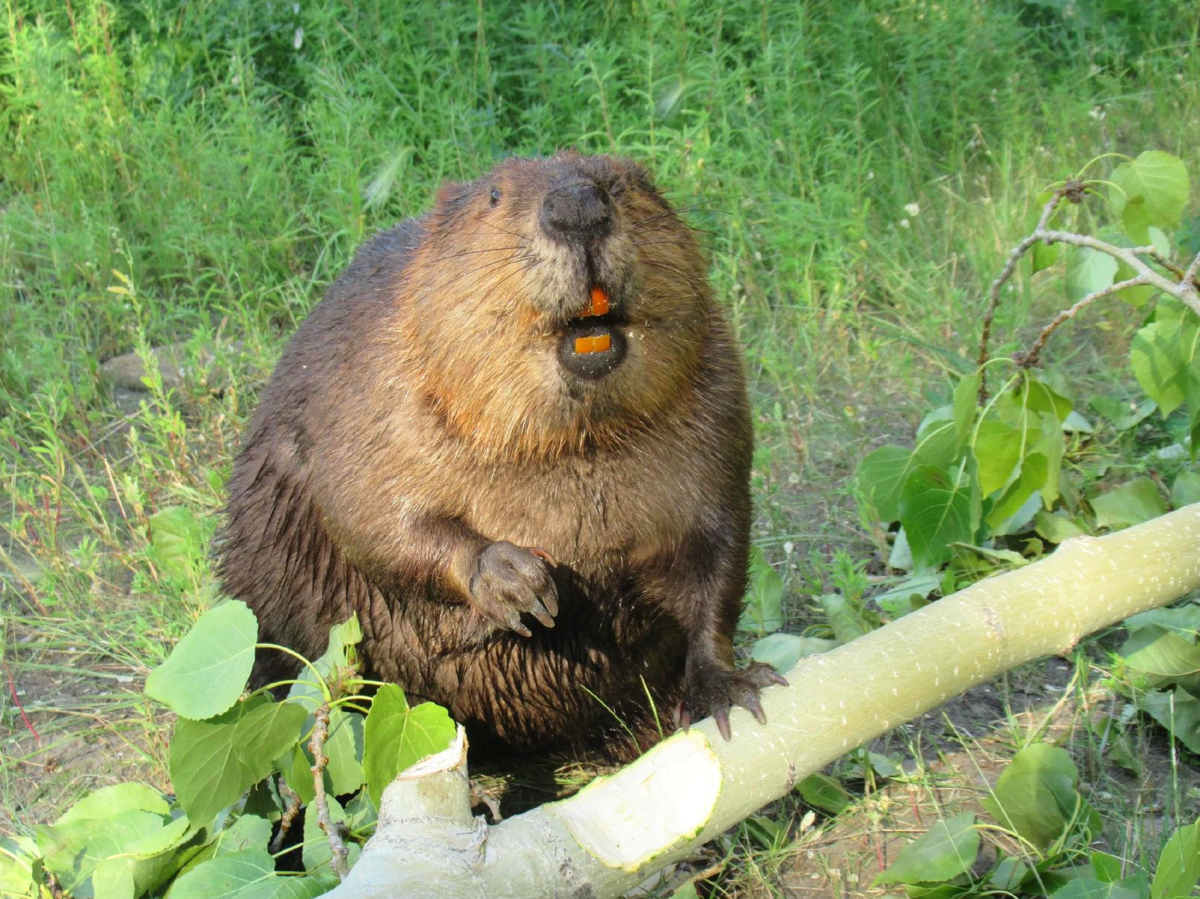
539, 180, 614, 243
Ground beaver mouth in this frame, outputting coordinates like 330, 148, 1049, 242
556, 286, 628, 380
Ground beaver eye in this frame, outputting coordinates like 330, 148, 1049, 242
490, 187, 502, 206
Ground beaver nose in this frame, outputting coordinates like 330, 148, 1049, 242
539, 181, 613, 242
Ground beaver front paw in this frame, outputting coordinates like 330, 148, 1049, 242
467, 541, 559, 638
677, 662, 788, 741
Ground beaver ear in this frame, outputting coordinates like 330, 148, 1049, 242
435, 181, 472, 214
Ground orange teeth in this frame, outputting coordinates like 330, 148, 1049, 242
574, 334, 612, 355
583, 286, 610, 318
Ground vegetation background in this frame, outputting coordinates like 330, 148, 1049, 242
2, 0, 1199, 895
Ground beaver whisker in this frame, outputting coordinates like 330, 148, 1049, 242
487, 257, 541, 297
470, 214, 532, 242
427, 245, 530, 264
634, 237, 748, 264
630, 199, 734, 229
457, 250, 530, 280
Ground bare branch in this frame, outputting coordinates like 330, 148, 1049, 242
1016, 275, 1151, 369
310, 704, 351, 881
270, 781, 304, 854
976, 183, 1200, 391
1139, 246, 1187, 280
1183, 250, 1200, 310
1037, 229, 1199, 314
977, 188, 1066, 402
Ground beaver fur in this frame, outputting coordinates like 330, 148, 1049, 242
216, 152, 782, 760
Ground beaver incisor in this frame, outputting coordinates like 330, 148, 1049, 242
217, 152, 784, 759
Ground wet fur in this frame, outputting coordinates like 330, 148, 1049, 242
217, 153, 752, 760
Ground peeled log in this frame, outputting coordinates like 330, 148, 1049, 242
325, 504, 1200, 899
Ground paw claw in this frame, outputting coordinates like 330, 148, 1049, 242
469, 542, 559, 636
678, 660, 785, 739
714, 707, 732, 741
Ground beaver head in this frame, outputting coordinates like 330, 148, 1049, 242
393, 152, 713, 460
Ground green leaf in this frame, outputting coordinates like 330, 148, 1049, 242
1120, 624, 1200, 685
988, 453, 1049, 532
1131, 320, 1192, 417
1090, 396, 1156, 432
171, 698, 307, 826
872, 812, 980, 886
817, 593, 869, 643
982, 744, 1083, 850
146, 600, 258, 720
0, 836, 43, 899
857, 445, 917, 522
953, 373, 981, 444
59, 783, 169, 823
1111, 151, 1191, 243
166, 849, 277, 899
1141, 687, 1200, 754
914, 406, 961, 469
1091, 851, 1124, 883
1052, 874, 1152, 899
178, 815, 274, 877
899, 465, 976, 569
36, 810, 168, 897
1151, 817, 1200, 899
147, 505, 210, 586
872, 573, 940, 618
1113, 227, 1171, 307
989, 856, 1029, 890
1125, 601, 1200, 638
737, 546, 785, 634
239, 875, 339, 898
1027, 190, 1068, 274
1066, 246, 1118, 303
1032, 416, 1065, 507
277, 744, 316, 805
344, 789, 378, 833
92, 858, 136, 899
362, 685, 456, 808
796, 773, 852, 815
1035, 511, 1088, 543
1022, 378, 1073, 424
973, 420, 1021, 497
750, 633, 838, 674
301, 794, 360, 876
1092, 479, 1168, 531
324, 708, 366, 796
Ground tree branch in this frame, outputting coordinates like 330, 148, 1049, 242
324, 504, 1200, 899
1016, 275, 1151, 369
270, 781, 303, 855
977, 183, 1200, 396
977, 188, 1066, 401
310, 703, 351, 881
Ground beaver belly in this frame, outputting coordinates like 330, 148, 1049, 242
427, 621, 686, 759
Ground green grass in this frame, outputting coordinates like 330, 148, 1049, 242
3, 0, 1200, 892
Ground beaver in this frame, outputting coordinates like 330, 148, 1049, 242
216, 152, 784, 760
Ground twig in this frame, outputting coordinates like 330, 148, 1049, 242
1038, 229, 1198, 313
270, 780, 303, 854
1016, 275, 1151, 369
310, 703, 351, 880
3, 661, 40, 745
1183, 250, 1200, 310
977, 187, 1068, 402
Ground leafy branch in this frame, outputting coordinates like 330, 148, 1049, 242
978, 150, 1197, 402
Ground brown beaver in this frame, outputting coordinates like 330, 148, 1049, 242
217, 152, 783, 760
